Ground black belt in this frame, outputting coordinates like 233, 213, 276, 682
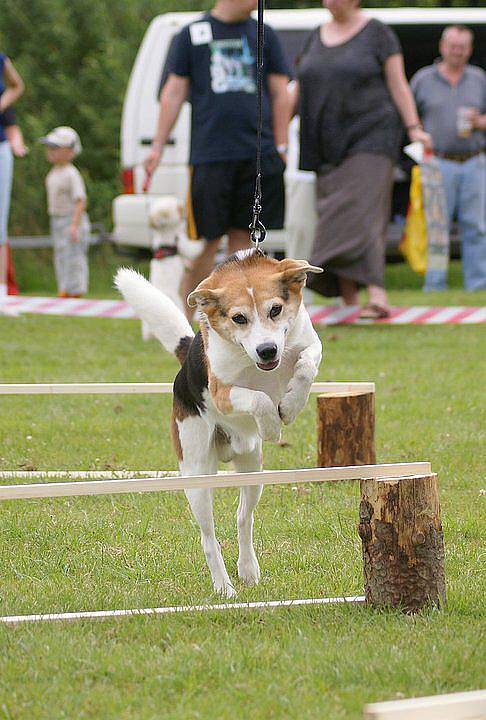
435, 150, 482, 163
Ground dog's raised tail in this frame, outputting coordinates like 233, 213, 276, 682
115, 268, 194, 364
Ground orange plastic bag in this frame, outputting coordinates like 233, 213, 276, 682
399, 165, 427, 275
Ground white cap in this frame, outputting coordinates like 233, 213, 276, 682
40, 126, 82, 155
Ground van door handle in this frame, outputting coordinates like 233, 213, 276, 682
140, 137, 176, 146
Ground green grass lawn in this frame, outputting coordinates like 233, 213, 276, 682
0, 254, 485, 719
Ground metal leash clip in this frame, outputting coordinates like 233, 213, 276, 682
249, 175, 266, 250
249, 208, 266, 250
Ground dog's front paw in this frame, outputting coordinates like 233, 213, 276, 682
250, 392, 282, 442
255, 407, 281, 443
279, 362, 316, 425
278, 388, 307, 426
238, 554, 261, 586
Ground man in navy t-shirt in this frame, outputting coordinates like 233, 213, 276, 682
145, 0, 290, 315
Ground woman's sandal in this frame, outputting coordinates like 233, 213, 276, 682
359, 303, 391, 320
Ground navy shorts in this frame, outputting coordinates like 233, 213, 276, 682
187, 154, 285, 240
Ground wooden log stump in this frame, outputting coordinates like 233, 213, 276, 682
358, 474, 446, 613
317, 391, 375, 467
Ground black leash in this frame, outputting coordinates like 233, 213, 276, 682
249, 0, 266, 250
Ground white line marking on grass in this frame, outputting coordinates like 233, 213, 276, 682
0, 470, 177, 480
0, 596, 366, 625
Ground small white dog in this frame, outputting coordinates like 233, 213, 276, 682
116, 249, 323, 597
142, 196, 204, 340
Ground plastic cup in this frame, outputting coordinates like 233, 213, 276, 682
457, 106, 475, 138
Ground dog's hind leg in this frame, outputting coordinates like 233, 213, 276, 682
233, 441, 263, 586
184, 487, 235, 598
178, 416, 235, 599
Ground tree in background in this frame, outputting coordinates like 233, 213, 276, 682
0, 0, 480, 235
0, 0, 201, 234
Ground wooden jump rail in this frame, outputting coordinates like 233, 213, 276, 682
0, 462, 430, 500
0, 381, 446, 622
364, 689, 486, 720
0, 462, 446, 622
0, 379, 378, 470
0, 381, 375, 395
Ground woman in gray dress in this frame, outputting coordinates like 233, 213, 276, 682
294, 0, 431, 317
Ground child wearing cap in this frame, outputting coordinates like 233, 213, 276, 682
41, 126, 90, 297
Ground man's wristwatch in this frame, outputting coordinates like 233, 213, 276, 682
276, 143, 288, 155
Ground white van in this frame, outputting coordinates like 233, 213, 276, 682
113, 7, 486, 255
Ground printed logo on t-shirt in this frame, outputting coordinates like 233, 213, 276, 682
210, 37, 255, 94
190, 21, 213, 46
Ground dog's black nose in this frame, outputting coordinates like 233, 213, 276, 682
256, 342, 278, 362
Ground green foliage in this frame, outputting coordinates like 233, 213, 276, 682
0, 0, 190, 234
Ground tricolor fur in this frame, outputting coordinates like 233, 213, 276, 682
115, 250, 323, 597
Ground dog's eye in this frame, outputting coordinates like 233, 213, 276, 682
232, 314, 247, 325
269, 304, 282, 319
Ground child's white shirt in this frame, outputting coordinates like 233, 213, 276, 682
46, 163, 87, 217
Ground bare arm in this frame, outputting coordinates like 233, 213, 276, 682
384, 54, 432, 150
472, 112, 486, 132
0, 59, 25, 112
268, 74, 290, 157
69, 199, 86, 242
144, 74, 190, 176
5, 125, 28, 157
288, 80, 300, 119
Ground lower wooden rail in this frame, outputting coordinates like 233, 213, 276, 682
364, 689, 486, 719
0, 462, 431, 500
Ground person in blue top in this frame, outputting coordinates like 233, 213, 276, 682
0, 53, 24, 301
145, 0, 290, 318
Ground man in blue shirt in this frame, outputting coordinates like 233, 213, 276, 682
411, 25, 486, 291
145, 0, 290, 315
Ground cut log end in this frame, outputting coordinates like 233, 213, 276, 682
359, 474, 446, 613
317, 391, 375, 468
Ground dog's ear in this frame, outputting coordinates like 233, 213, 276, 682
278, 259, 323, 288
187, 282, 224, 308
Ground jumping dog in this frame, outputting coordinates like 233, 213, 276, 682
115, 249, 322, 597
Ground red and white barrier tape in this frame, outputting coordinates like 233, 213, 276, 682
1, 296, 485, 324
